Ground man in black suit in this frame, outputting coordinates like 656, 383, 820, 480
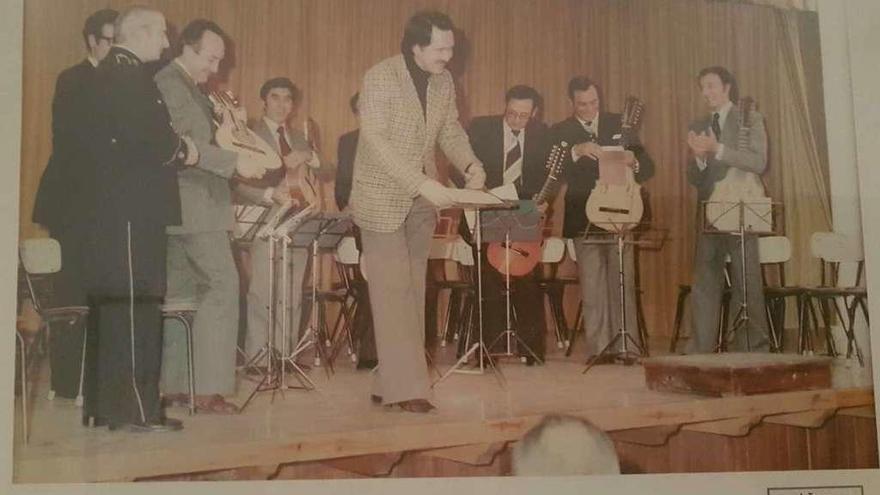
31, 8, 118, 400
466, 85, 550, 364
552, 76, 654, 362
81, 6, 197, 432
333, 92, 378, 369
335, 92, 360, 211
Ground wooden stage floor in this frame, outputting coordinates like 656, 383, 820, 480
12, 343, 877, 483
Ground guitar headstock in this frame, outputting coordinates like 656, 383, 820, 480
739, 96, 755, 128
621, 96, 645, 131
545, 141, 569, 176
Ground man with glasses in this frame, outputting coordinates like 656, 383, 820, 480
32, 8, 118, 401
465, 85, 551, 364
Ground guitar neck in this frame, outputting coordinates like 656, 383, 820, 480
534, 174, 561, 204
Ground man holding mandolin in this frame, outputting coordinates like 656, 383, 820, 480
155, 20, 273, 414
552, 76, 654, 363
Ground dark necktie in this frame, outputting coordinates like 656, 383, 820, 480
506, 129, 522, 170
711, 112, 722, 139
583, 121, 596, 142
277, 125, 292, 157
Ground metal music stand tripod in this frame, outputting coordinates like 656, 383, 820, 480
481, 200, 544, 365
239, 203, 315, 412
287, 212, 353, 374
702, 199, 781, 353
581, 220, 652, 374
434, 201, 516, 388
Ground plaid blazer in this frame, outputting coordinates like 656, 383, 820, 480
352, 54, 479, 233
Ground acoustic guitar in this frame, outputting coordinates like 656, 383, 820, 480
209, 90, 283, 186
486, 141, 569, 277
704, 97, 772, 233
287, 117, 323, 210
584, 96, 645, 231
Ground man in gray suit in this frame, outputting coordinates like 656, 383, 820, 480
686, 66, 770, 353
155, 19, 267, 413
235, 77, 319, 366
353, 11, 485, 412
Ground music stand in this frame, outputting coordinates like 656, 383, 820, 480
480, 200, 544, 364
434, 201, 516, 388
287, 212, 353, 377
239, 203, 314, 412
701, 199, 782, 353
233, 204, 272, 245
580, 219, 656, 374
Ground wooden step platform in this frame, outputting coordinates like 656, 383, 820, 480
643, 353, 833, 396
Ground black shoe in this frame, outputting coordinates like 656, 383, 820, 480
109, 417, 183, 433
524, 355, 544, 366
82, 415, 109, 428
357, 359, 378, 370
370, 394, 383, 404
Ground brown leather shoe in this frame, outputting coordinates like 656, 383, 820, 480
194, 394, 239, 414
392, 399, 436, 413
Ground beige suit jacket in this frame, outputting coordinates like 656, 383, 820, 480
352, 54, 480, 232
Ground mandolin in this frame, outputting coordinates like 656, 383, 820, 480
287, 117, 323, 210
704, 97, 772, 233
209, 90, 283, 185
584, 96, 645, 231
486, 141, 568, 277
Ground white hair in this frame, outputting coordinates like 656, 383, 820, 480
114, 5, 162, 45
512, 415, 621, 476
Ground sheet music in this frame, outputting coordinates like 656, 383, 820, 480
448, 188, 505, 206
463, 184, 517, 230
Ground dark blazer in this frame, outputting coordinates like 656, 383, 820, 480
551, 112, 654, 238
335, 128, 359, 210
32, 59, 96, 231
467, 115, 550, 199
82, 46, 185, 294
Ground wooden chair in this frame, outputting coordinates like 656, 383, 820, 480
799, 232, 867, 364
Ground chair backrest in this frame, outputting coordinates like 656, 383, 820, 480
759, 236, 791, 264
566, 238, 578, 263
453, 237, 475, 267
428, 237, 458, 261
20, 238, 62, 275
541, 237, 566, 264
810, 231, 864, 287
335, 236, 360, 265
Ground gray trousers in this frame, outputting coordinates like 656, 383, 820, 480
574, 239, 640, 357
244, 235, 310, 359
689, 232, 769, 353
360, 198, 435, 404
161, 231, 239, 396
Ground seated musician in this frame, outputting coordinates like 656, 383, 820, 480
464, 85, 551, 365
234, 77, 321, 369
551, 76, 654, 363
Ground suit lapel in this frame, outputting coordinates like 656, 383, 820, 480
254, 119, 281, 155
170, 62, 214, 125
425, 73, 443, 146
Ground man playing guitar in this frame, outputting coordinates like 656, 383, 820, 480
551, 76, 654, 363
466, 85, 551, 364
234, 77, 321, 368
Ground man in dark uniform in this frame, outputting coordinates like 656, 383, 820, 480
466, 85, 551, 364
81, 6, 197, 432
31, 8, 118, 400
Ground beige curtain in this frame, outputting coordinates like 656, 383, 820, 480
18, 0, 835, 340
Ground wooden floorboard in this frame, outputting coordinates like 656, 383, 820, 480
12, 345, 875, 483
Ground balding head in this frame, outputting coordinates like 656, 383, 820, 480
512, 415, 620, 476
114, 6, 169, 62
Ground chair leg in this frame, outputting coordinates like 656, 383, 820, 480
76, 318, 87, 407
669, 288, 689, 353
17, 331, 28, 444
176, 315, 196, 416
45, 322, 55, 401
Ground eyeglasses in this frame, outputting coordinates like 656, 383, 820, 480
505, 110, 532, 120
97, 35, 114, 44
